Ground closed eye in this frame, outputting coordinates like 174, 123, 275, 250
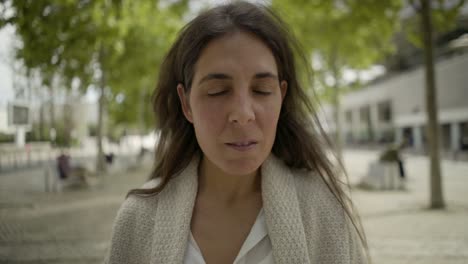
253, 90, 272, 95
207, 90, 228, 96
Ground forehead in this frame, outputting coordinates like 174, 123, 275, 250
193, 31, 278, 80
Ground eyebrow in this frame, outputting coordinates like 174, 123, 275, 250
198, 71, 278, 85
253, 72, 278, 80
198, 73, 232, 85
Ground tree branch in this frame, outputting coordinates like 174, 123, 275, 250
453, 0, 466, 11
409, 0, 422, 13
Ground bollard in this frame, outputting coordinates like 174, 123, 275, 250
380, 162, 400, 190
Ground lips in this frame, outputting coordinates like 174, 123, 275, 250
225, 141, 258, 151
226, 141, 257, 147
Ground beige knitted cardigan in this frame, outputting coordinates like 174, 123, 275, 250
105, 154, 367, 264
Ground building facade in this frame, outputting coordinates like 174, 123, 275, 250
341, 53, 468, 153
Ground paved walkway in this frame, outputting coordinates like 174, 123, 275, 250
0, 155, 151, 264
0, 150, 467, 263
344, 150, 468, 264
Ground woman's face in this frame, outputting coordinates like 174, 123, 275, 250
177, 31, 287, 176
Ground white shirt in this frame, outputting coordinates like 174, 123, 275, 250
183, 209, 274, 264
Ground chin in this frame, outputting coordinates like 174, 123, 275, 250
221, 165, 260, 177
218, 156, 265, 176
201, 144, 272, 177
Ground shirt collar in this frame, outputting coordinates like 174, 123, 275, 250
187, 208, 269, 263
234, 208, 268, 261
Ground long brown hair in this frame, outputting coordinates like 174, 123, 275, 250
127, 0, 368, 256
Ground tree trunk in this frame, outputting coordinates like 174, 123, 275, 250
330, 49, 343, 164
138, 86, 148, 152
63, 90, 73, 147
47, 85, 56, 144
39, 103, 44, 140
421, 0, 445, 209
96, 47, 107, 173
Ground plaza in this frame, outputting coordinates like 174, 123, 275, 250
0, 149, 467, 263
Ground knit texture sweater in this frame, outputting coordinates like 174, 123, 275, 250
105, 154, 367, 264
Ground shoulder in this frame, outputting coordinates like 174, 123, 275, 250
291, 168, 338, 204
105, 180, 162, 263
291, 168, 347, 227
264, 155, 340, 207
291, 168, 367, 263
290, 168, 348, 234
111, 182, 160, 236
114, 177, 163, 225
291, 168, 349, 225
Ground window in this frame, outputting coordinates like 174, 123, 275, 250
378, 101, 392, 122
345, 110, 353, 124
360, 106, 370, 123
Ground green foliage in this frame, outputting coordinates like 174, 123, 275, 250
271, 0, 403, 101
406, 0, 466, 48
106, 1, 186, 130
26, 122, 49, 142
88, 123, 97, 137
25, 121, 74, 146
53, 122, 73, 147
2, 0, 98, 91
1, 0, 188, 133
0, 132, 14, 143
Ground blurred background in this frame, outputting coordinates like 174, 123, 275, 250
0, 0, 467, 263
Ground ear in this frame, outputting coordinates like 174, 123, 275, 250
176, 84, 193, 123
280, 80, 288, 101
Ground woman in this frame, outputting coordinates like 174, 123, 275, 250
105, 2, 368, 263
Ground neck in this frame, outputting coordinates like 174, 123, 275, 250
198, 155, 261, 205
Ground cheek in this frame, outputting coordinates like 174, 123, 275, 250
261, 98, 282, 126
191, 95, 283, 136
255, 99, 283, 145
191, 100, 226, 133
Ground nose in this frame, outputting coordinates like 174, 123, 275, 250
228, 92, 255, 125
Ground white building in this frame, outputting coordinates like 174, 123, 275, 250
0, 102, 11, 134
0, 97, 98, 146
340, 53, 468, 153
0, 99, 32, 146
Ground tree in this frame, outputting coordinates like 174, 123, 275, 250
107, 1, 186, 134
1, 0, 102, 142
1, 0, 188, 172
409, 0, 465, 209
272, 0, 402, 162
420, 0, 444, 209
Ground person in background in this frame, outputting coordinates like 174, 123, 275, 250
105, 152, 115, 165
56, 149, 71, 180
379, 139, 407, 179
